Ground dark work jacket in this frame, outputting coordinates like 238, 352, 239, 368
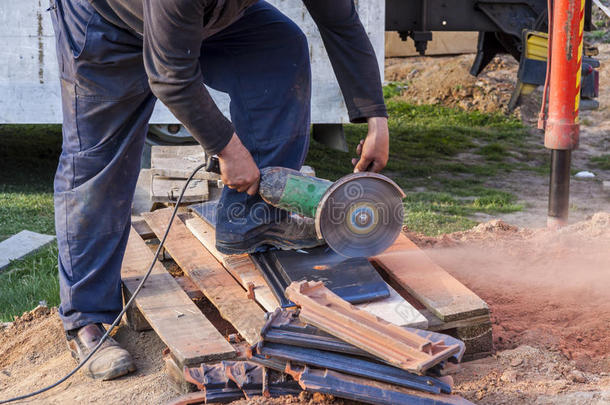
88, 0, 387, 154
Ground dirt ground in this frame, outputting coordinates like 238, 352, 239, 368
386, 43, 610, 228
409, 212, 610, 404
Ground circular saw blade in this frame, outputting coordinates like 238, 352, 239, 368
315, 173, 405, 257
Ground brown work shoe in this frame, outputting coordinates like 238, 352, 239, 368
66, 323, 136, 380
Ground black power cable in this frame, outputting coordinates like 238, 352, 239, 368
0, 162, 207, 404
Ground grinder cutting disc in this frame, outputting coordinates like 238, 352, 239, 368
314, 173, 405, 257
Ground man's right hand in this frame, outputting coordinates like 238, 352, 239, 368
217, 133, 260, 196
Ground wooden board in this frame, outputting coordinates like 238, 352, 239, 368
132, 168, 154, 215
131, 215, 155, 239
184, 215, 281, 312
185, 215, 427, 328
121, 228, 235, 366
143, 209, 265, 344
151, 177, 209, 203
373, 233, 489, 322
150, 145, 220, 181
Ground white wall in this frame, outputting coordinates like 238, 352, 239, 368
0, 1, 384, 124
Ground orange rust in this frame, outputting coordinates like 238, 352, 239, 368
285, 280, 460, 374
246, 282, 256, 300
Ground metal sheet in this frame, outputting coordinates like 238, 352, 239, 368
286, 365, 474, 405
265, 246, 391, 304
0, 0, 384, 124
258, 342, 452, 394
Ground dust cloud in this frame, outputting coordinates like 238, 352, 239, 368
413, 213, 610, 364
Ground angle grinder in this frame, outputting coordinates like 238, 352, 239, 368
206, 156, 405, 257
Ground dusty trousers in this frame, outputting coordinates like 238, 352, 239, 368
50, 0, 311, 330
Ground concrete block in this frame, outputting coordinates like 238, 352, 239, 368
0, 230, 55, 272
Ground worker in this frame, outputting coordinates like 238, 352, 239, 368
49, 0, 389, 381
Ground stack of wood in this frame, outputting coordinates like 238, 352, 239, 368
124, 196, 491, 403
149, 145, 222, 204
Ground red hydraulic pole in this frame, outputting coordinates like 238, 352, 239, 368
544, 0, 586, 228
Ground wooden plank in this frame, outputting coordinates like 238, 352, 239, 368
132, 168, 154, 215
151, 177, 209, 203
143, 209, 265, 344
185, 215, 427, 327
184, 215, 281, 312
131, 215, 155, 239
357, 286, 428, 329
121, 228, 235, 366
150, 145, 220, 181
373, 233, 489, 322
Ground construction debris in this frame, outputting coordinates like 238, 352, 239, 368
240, 307, 470, 404
251, 246, 390, 306
285, 280, 461, 374
149, 145, 221, 204
173, 361, 301, 404
285, 364, 474, 405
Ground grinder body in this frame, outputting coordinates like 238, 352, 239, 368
206, 157, 405, 257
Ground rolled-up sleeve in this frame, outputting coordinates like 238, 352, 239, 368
303, 0, 387, 123
143, 0, 234, 154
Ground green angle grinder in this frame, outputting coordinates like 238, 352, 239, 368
206, 157, 405, 257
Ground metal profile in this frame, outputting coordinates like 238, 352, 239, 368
258, 342, 451, 394
286, 364, 474, 405
285, 281, 461, 374
250, 252, 294, 308
260, 308, 465, 367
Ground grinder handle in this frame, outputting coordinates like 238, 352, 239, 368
205, 155, 221, 174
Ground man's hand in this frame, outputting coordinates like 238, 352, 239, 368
217, 133, 260, 195
352, 117, 389, 173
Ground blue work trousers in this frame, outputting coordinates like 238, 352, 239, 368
50, 0, 311, 330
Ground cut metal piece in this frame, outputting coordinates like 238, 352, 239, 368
260, 309, 377, 359
286, 364, 474, 405
258, 342, 451, 394
260, 309, 464, 368
251, 246, 390, 307
250, 252, 294, 308
285, 281, 460, 374
314, 173, 405, 258
183, 361, 302, 403
265, 246, 390, 304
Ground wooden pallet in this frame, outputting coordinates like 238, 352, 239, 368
183, 214, 429, 329
124, 209, 492, 387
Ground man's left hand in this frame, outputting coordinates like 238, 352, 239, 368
352, 117, 389, 173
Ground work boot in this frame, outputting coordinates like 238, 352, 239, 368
216, 213, 325, 255
66, 323, 136, 380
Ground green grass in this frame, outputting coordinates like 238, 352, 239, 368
590, 154, 610, 170
306, 94, 531, 235
0, 244, 60, 322
0, 125, 61, 321
0, 125, 61, 240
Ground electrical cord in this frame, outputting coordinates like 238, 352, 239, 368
0, 162, 207, 404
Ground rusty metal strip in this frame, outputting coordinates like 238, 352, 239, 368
286, 364, 474, 405
285, 281, 460, 374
